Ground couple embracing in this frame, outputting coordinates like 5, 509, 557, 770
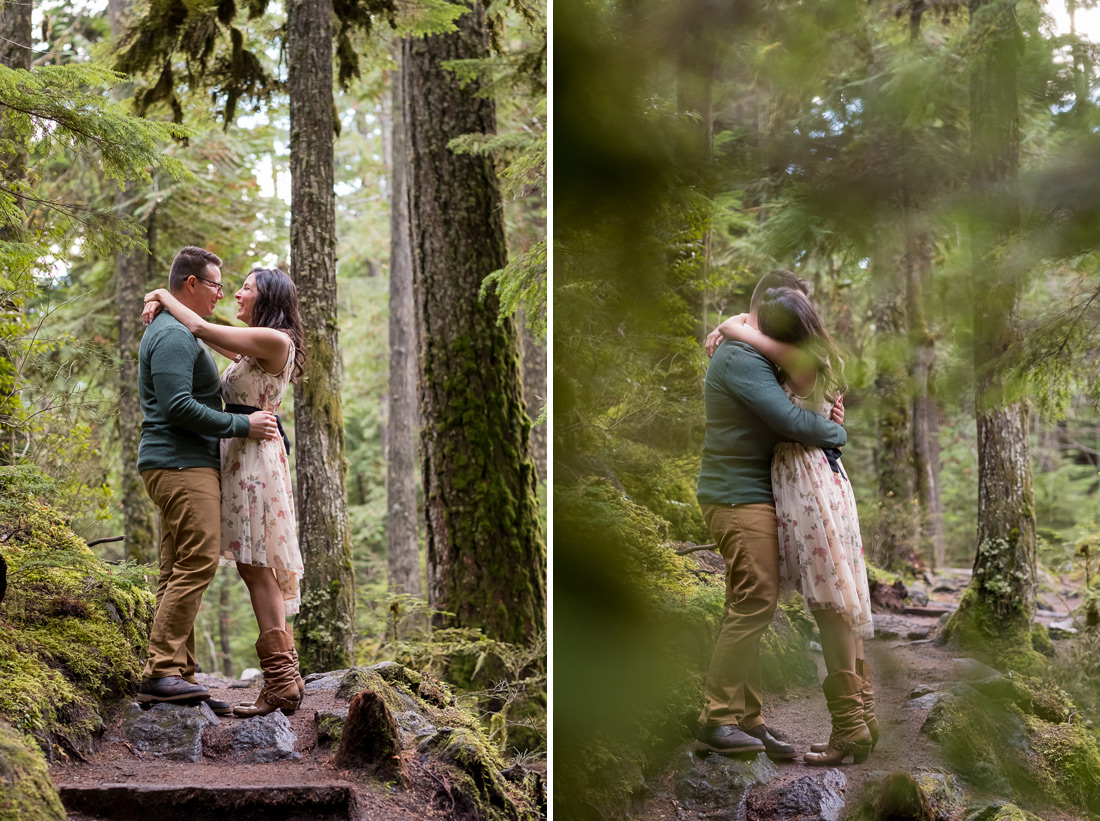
135, 246, 307, 717
696, 270, 877, 766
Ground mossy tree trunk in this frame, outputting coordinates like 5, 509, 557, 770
948, 0, 1037, 642
403, 2, 546, 645
287, 0, 355, 672
870, 228, 920, 570
519, 312, 546, 484
109, 0, 157, 565
386, 52, 423, 602
905, 215, 946, 568
0, 0, 32, 464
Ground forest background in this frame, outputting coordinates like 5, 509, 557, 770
556, 0, 1100, 815
0, 0, 546, 756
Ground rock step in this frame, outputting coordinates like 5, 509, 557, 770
58, 783, 357, 821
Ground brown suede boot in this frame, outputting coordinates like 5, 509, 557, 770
233, 628, 302, 717
804, 671, 872, 766
289, 645, 306, 699
811, 658, 879, 753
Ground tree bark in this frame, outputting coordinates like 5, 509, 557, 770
385, 55, 423, 600
287, 0, 355, 673
905, 208, 946, 569
963, 0, 1037, 628
870, 232, 920, 570
109, 0, 158, 565
404, 2, 546, 645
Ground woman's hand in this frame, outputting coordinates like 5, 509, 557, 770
830, 395, 845, 426
704, 313, 752, 358
142, 292, 166, 326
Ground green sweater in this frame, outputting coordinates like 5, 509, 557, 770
137, 312, 250, 472
697, 341, 848, 506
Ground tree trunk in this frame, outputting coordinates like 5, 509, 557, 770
870, 232, 920, 570
949, 0, 1037, 641
109, 0, 158, 565
287, 0, 355, 673
0, 0, 32, 463
404, 2, 546, 645
905, 209, 946, 569
385, 55, 422, 600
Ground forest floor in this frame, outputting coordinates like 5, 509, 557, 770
50, 676, 544, 821
634, 566, 1086, 821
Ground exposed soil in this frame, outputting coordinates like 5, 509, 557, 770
632, 567, 1085, 821
50, 677, 545, 821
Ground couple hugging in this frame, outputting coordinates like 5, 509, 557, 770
696, 269, 876, 766
135, 245, 307, 718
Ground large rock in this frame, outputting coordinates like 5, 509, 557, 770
745, 769, 846, 821
122, 702, 219, 762
226, 711, 299, 763
673, 750, 777, 817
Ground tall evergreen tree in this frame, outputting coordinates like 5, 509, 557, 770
945, 0, 1038, 647
385, 55, 422, 601
403, 1, 545, 645
287, 0, 356, 672
108, 0, 158, 564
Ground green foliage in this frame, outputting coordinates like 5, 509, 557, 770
0, 467, 153, 758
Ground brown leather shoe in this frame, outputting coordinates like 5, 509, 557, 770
697, 724, 765, 754
743, 724, 796, 760
137, 676, 210, 703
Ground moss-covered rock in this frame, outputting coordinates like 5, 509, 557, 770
939, 588, 1046, 676
0, 480, 153, 754
921, 675, 1100, 816
0, 720, 65, 821
961, 802, 1045, 821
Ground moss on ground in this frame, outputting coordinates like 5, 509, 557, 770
554, 479, 815, 820
0, 469, 154, 817
922, 670, 1100, 816
0, 720, 65, 821
939, 587, 1046, 676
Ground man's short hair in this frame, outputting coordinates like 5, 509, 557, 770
749, 269, 809, 312
169, 246, 223, 292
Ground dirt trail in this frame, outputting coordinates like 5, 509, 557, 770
50, 679, 514, 821
635, 568, 1084, 820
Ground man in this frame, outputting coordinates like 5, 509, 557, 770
695, 270, 847, 759
136, 246, 278, 705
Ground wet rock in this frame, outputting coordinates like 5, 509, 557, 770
907, 582, 931, 606
673, 749, 776, 817
122, 702, 219, 762
304, 671, 347, 691
909, 685, 934, 699
226, 711, 299, 763
906, 692, 944, 711
1048, 618, 1077, 638
314, 707, 348, 747
394, 709, 438, 743
745, 768, 846, 821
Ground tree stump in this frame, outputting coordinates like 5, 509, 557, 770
332, 690, 408, 786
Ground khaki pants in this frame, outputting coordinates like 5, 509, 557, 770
698, 503, 780, 731
141, 468, 221, 679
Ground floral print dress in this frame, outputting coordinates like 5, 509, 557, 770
773, 384, 873, 638
219, 336, 304, 615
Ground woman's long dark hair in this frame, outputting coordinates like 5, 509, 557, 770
757, 286, 848, 397
248, 267, 306, 383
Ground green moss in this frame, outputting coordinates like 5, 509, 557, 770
1029, 623, 1055, 658
1026, 717, 1100, 814
962, 803, 1045, 821
939, 588, 1045, 675
0, 474, 154, 760
0, 720, 65, 821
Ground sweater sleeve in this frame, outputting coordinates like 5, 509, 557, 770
148, 329, 251, 438
724, 346, 847, 448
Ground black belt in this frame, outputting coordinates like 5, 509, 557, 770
225, 403, 290, 454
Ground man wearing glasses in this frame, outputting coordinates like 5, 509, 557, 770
136, 246, 278, 707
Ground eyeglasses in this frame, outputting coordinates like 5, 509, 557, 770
193, 274, 224, 294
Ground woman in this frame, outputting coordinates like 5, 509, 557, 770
144, 267, 306, 717
715, 286, 876, 765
